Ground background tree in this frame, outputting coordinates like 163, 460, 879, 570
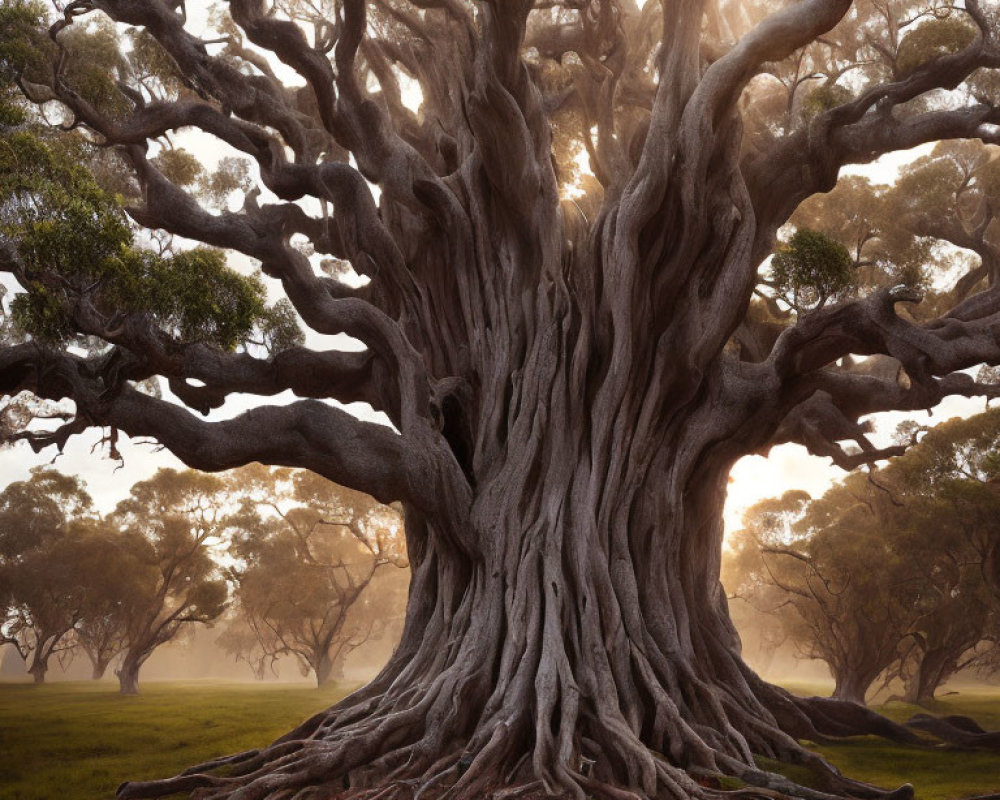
109, 469, 228, 695
727, 485, 916, 704
729, 410, 1000, 706
0, 470, 92, 683
4, 0, 1000, 798
220, 466, 407, 686
881, 411, 1000, 704
71, 518, 137, 680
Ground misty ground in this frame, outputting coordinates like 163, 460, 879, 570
1, 680, 999, 800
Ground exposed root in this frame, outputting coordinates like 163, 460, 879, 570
904, 714, 1000, 751
114, 669, 1000, 800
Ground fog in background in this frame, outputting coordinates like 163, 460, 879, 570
0, 617, 399, 685
6, 582, 996, 695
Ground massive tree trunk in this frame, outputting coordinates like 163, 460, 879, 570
116, 330, 925, 799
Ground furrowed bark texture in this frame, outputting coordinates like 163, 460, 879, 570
6, 1, 1000, 799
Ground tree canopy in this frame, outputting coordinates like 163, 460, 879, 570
220, 465, 408, 686
0, 469, 94, 682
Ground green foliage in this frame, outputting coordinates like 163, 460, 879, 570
0, 128, 274, 350
0, 1, 50, 84
771, 228, 856, 308
102, 248, 268, 351
896, 17, 978, 77
802, 83, 853, 117
151, 148, 204, 188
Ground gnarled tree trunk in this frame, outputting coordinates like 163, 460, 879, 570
116, 302, 925, 799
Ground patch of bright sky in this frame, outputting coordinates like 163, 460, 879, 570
0, 7, 989, 533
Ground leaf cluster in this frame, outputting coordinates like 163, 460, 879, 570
770, 228, 856, 309
0, 128, 282, 350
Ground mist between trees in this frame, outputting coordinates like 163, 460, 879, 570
726, 406, 1000, 708
6, 406, 999, 711
0, 465, 410, 694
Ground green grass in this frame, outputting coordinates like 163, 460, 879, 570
0, 680, 354, 800
775, 684, 1000, 800
0, 680, 998, 800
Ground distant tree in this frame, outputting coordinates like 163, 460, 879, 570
71, 519, 135, 680
220, 466, 407, 686
109, 469, 228, 694
0, 470, 92, 683
879, 412, 1000, 704
728, 485, 915, 703
730, 410, 1000, 705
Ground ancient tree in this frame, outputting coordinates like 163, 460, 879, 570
4, 0, 1000, 797
221, 466, 407, 686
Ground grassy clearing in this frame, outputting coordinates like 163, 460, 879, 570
0, 680, 354, 800
0, 681, 998, 800
775, 683, 1000, 800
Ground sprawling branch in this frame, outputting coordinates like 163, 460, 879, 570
0, 343, 419, 508
746, 284, 1000, 465
685, 0, 853, 133
747, 24, 1000, 254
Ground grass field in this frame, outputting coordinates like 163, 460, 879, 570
0, 680, 998, 800
0, 680, 355, 800
774, 683, 1000, 800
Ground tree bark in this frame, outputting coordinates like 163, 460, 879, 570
117, 655, 143, 696
832, 671, 874, 705
117, 354, 924, 800
902, 649, 958, 706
